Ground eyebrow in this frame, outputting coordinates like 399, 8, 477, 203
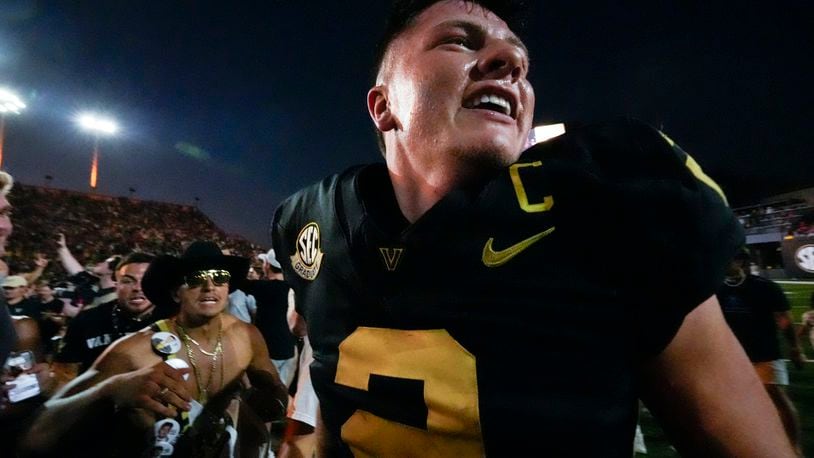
434, 19, 529, 58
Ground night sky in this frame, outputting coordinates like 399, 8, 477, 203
0, 1, 812, 245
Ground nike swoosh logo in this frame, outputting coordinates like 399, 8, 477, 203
482, 226, 556, 267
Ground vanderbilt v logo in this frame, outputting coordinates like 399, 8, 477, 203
379, 247, 404, 272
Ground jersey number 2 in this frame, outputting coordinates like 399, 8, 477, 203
335, 327, 485, 457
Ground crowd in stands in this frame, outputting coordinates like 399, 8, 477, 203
1, 180, 318, 457
6, 183, 265, 279
733, 198, 814, 237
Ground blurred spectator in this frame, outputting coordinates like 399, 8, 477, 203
247, 249, 296, 386
32, 280, 66, 357
51, 252, 158, 388
717, 249, 804, 454
56, 233, 119, 310
0, 170, 16, 368
1, 315, 56, 453
4, 276, 39, 318
799, 292, 814, 353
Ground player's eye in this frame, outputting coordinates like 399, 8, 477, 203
442, 36, 473, 49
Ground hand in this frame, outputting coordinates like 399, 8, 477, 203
105, 361, 192, 417
34, 253, 49, 269
789, 347, 805, 370
61, 299, 82, 318
29, 363, 56, 397
56, 233, 67, 250
0, 373, 14, 411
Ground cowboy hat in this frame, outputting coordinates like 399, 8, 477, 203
142, 241, 249, 310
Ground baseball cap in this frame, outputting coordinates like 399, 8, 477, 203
257, 249, 281, 269
2, 275, 27, 288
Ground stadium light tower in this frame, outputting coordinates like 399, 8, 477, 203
0, 88, 26, 169
77, 113, 118, 190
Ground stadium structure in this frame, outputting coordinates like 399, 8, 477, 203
733, 187, 814, 279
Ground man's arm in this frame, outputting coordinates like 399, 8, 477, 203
287, 291, 306, 338
244, 324, 288, 422
56, 233, 84, 275
21, 253, 49, 285
776, 310, 804, 368
21, 337, 191, 455
797, 314, 812, 345
639, 295, 795, 457
49, 361, 81, 394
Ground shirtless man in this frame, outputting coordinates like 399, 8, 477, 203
23, 241, 288, 457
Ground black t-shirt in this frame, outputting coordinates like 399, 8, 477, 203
717, 274, 789, 362
243, 279, 295, 359
34, 298, 65, 351
57, 301, 158, 371
36, 298, 64, 314
7, 298, 41, 319
272, 119, 743, 456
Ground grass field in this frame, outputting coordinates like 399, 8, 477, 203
638, 281, 814, 457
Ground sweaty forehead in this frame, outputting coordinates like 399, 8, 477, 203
381, 0, 527, 73
412, 1, 520, 40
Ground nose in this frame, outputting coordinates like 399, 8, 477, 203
200, 277, 215, 291
476, 39, 526, 82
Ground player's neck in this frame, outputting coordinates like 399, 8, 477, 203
386, 148, 475, 223
387, 171, 447, 223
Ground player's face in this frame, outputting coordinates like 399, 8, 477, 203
116, 262, 153, 315
173, 269, 230, 320
381, 0, 534, 168
0, 195, 12, 257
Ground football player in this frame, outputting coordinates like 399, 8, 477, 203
272, 1, 795, 456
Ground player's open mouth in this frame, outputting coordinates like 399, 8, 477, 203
463, 89, 517, 119
199, 295, 219, 305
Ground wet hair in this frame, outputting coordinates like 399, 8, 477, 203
372, 0, 529, 153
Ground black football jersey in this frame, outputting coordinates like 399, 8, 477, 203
272, 118, 743, 456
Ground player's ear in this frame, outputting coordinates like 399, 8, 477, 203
367, 85, 396, 133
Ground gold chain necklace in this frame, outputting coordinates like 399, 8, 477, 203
176, 318, 224, 403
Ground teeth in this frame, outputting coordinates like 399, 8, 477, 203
470, 93, 511, 116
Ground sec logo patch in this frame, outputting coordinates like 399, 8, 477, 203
796, 245, 814, 273
291, 222, 324, 280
